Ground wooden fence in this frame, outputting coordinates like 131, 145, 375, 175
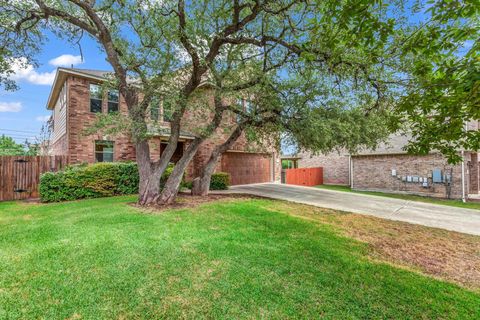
284, 167, 323, 187
0, 156, 69, 201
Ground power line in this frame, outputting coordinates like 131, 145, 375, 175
0, 135, 37, 140
0, 128, 39, 134
0, 132, 36, 137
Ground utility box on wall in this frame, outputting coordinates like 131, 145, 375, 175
432, 169, 443, 183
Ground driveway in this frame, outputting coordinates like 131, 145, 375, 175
226, 183, 480, 236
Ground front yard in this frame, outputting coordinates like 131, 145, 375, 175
1, 196, 479, 319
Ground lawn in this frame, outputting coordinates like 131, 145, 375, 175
317, 184, 480, 210
0, 196, 479, 319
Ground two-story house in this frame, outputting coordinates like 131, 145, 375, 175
46, 68, 281, 185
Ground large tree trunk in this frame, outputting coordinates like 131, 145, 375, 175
192, 126, 244, 196
157, 139, 203, 204
135, 140, 161, 205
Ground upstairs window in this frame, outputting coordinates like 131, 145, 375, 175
245, 99, 254, 113
90, 84, 102, 113
235, 99, 243, 123
150, 96, 160, 121
95, 140, 114, 162
162, 100, 173, 122
108, 89, 119, 113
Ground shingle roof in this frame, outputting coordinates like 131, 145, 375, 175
354, 133, 411, 155
69, 68, 114, 79
147, 125, 196, 140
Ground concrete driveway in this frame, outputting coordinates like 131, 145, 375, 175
226, 183, 480, 236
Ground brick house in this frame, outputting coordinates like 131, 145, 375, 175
298, 132, 480, 200
47, 68, 281, 185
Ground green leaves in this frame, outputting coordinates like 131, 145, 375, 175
397, 0, 479, 163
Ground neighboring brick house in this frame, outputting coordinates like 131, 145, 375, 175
298, 132, 480, 200
298, 151, 350, 185
47, 68, 281, 185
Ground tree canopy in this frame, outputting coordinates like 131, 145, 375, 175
1, 0, 477, 204
0, 135, 28, 156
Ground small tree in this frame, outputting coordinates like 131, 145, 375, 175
0, 135, 26, 155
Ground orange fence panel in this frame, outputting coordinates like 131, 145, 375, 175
284, 167, 323, 186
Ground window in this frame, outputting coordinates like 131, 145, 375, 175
245, 99, 254, 113
162, 100, 173, 122
108, 89, 119, 112
150, 96, 160, 121
235, 99, 244, 123
95, 140, 114, 162
90, 84, 103, 113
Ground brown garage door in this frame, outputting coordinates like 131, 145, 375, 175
221, 152, 272, 185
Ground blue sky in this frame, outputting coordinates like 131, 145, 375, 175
0, 34, 110, 143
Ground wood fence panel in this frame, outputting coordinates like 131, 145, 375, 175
0, 156, 68, 201
285, 167, 323, 186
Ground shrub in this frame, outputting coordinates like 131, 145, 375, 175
209, 172, 230, 190
160, 163, 175, 188
40, 162, 139, 202
39, 162, 229, 202
182, 173, 231, 191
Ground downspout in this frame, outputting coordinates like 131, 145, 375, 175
349, 155, 353, 188
461, 121, 468, 203
461, 150, 466, 202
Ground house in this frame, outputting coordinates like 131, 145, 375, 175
46, 68, 281, 185
298, 131, 480, 200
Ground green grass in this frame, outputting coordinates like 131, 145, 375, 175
317, 184, 480, 210
0, 197, 479, 319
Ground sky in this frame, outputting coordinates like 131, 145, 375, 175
0, 34, 111, 143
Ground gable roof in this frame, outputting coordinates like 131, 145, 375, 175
46, 68, 115, 110
46, 67, 213, 110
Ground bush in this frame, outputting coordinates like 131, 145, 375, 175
39, 162, 229, 202
209, 172, 230, 190
40, 162, 139, 202
182, 173, 231, 191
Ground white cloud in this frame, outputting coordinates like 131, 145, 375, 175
36, 115, 51, 122
9, 58, 55, 85
49, 54, 83, 67
0, 101, 22, 112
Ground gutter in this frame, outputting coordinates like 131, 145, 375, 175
461, 150, 466, 202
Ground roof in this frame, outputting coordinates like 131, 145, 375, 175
354, 133, 411, 156
46, 68, 117, 110
46, 67, 213, 110
148, 125, 196, 140
280, 155, 302, 160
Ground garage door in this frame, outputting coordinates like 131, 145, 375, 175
221, 152, 272, 185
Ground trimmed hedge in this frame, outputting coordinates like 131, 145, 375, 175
39, 162, 139, 202
209, 172, 230, 190
40, 162, 229, 202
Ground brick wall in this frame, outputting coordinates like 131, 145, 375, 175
351, 153, 469, 199
50, 133, 68, 156
66, 76, 136, 163
297, 151, 350, 185
468, 153, 479, 194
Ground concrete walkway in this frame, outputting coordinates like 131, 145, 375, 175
223, 183, 480, 236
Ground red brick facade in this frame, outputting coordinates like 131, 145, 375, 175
48, 69, 281, 184
298, 148, 479, 199
351, 153, 473, 199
